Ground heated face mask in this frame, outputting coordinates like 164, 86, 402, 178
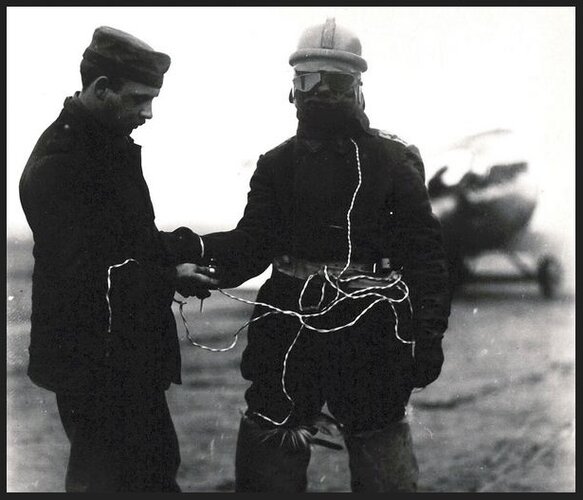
294, 90, 360, 136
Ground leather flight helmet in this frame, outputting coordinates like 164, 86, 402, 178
289, 18, 367, 74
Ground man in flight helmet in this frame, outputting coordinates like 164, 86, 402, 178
194, 18, 451, 492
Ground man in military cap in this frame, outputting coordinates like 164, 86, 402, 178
19, 26, 216, 492
190, 18, 451, 492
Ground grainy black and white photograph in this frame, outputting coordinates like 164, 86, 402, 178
6, 6, 575, 493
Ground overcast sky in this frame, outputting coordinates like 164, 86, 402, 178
7, 6, 575, 252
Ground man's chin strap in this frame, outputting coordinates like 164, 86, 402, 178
356, 86, 365, 109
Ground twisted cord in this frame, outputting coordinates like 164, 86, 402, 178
177, 138, 415, 426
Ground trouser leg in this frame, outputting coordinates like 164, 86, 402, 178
56, 389, 181, 493
56, 392, 115, 492
235, 415, 311, 492
119, 389, 181, 492
343, 418, 419, 492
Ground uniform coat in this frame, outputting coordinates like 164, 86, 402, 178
19, 96, 188, 394
202, 112, 451, 431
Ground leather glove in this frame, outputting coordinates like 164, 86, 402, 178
160, 227, 205, 264
174, 263, 218, 298
412, 337, 444, 388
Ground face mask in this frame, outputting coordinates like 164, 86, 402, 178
294, 89, 359, 133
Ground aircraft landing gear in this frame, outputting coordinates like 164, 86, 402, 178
537, 255, 563, 299
447, 252, 469, 296
448, 250, 563, 299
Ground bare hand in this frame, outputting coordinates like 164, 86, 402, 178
174, 263, 219, 298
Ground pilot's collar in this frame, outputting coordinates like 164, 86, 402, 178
299, 137, 354, 154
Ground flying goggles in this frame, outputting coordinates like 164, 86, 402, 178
293, 71, 361, 93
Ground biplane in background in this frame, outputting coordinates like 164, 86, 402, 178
427, 128, 563, 298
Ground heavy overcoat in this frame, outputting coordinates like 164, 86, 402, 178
204, 122, 451, 342
201, 116, 451, 426
19, 97, 187, 394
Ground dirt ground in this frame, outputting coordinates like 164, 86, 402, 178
6, 240, 575, 492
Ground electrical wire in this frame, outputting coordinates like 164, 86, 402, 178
175, 138, 414, 425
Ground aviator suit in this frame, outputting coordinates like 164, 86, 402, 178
198, 107, 451, 491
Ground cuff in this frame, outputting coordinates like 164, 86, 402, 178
160, 227, 204, 264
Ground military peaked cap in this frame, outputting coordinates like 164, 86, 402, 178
82, 26, 171, 88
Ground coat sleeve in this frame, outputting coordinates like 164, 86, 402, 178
20, 151, 177, 332
20, 152, 121, 281
389, 144, 451, 341
159, 226, 205, 265
201, 154, 278, 288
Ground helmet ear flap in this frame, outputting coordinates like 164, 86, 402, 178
356, 86, 365, 110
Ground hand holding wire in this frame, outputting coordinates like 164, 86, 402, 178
175, 138, 416, 427
174, 263, 219, 298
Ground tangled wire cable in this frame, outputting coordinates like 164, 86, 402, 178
173, 138, 416, 426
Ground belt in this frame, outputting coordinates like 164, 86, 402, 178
273, 255, 396, 290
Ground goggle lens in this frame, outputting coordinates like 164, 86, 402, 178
293, 73, 321, 92
293, 72, 359, 93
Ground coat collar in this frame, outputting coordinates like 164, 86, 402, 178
296, 110, 375, 154
62, 94, 137, 150
295, 107, 375, 154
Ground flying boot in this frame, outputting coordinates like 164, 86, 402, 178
343, 419, 420, 492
